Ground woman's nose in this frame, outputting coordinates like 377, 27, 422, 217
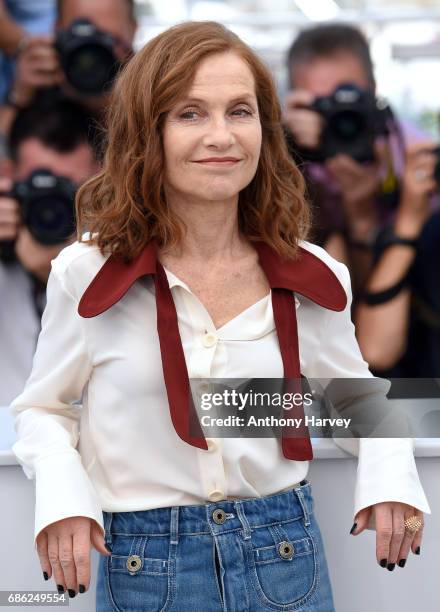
202, 118, 235, 148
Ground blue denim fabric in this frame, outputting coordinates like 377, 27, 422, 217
96, 480, 335, 611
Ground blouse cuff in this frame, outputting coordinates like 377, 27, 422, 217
33, 452, 104, 550
354, 438, 431, 531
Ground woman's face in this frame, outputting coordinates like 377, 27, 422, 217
162, 51, 262, 206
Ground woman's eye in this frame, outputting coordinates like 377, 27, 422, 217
178, 107, 252, 120
232, 108, 252, 117
179, 109, 199, 120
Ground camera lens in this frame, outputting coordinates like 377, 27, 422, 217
26, 194, 75, 245
65, 43, 117, 94
333, 110, 365, 141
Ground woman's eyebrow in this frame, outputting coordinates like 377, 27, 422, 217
178, 93, 257, 106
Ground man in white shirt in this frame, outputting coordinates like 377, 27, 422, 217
0, 99, 100, 405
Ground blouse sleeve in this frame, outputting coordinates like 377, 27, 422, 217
9, 261, 104, 550
307, 260, 431, 529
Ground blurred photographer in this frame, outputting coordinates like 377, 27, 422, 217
0, 0, 137, 140
284, 24, 436, 294
0, 0, 55, 102
284, 24, 440, 376
0, 100, 99, 405
355, 145, 440, 376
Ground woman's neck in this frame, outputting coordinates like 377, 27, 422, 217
162, 193, 251, 264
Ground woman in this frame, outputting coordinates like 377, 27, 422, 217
10, 21, 430, 611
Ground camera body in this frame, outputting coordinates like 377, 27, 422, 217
311, 83, 390, 162
12, 169, 77, 246
55, 18, 119, 96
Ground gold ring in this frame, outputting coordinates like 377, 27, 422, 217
404, 516, 422, 534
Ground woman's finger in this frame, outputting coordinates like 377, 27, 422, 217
411, 510, 424, 556
47, 533, 66, 594
374, 503, 393, 567
59, 533, 77, 598
73, 525, 93, 593
395, 510, 417, 568
36, 531, 51, 581
350, 506, 371, 536
387, 505, 406, 569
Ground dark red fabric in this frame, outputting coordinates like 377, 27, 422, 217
78, 240, 347, 460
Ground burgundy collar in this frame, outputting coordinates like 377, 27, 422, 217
78, 240, 346, 461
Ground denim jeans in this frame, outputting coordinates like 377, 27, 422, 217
96, 480, 335, 611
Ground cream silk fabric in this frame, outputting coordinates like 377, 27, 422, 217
9, 238, 431, 548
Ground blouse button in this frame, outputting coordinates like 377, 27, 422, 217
209, 490, 225, 502
202, 332, 218, 348
207, 438, 218, 452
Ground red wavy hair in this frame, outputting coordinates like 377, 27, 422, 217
75, 20, 310, 260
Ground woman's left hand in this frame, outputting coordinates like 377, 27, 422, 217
350, 502, 424, 570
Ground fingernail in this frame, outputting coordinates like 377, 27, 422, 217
415, 546, 421, 555
79, 584, 86, 593
43, 571, 48, 581
57, 585, 64, 594
380, 559, 387, 568
68, 589, 76, 598
349, 522, 357, 535
398, 559, 406, 568
105, 544, 112, 553
387, 563, 395, 571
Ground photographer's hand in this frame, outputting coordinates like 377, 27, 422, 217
283, 89, 323, 150
15, 227, 70, 282
9, 35, 63, 108
0, 177, 19, 240
351, 502, 423, 570
36, 516, 111, 597
325, 153, 382, 241
396, 141, 437, 237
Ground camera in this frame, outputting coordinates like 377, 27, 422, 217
55, 18, 120, 96
12, 169, 77, 245
310, 83, 391, 162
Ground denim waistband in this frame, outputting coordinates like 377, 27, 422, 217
103, 480, 313, 547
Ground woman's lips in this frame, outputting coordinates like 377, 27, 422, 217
193, 158, 241, 166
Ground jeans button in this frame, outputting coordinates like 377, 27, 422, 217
212, 508, 227, 524
126, 554, 142, 573
278, 541, 294, 559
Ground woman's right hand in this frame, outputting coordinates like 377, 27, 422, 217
36, 516, 111, 597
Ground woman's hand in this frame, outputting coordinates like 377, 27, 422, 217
36, 516, 111, 597
351, 502, 423, 570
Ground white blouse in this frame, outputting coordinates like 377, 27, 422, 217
9, 237, 431, 549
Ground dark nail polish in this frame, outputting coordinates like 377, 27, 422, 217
380, 559, 387, 568
105, 544, 112, 553
57, 585, 64, 594
43, 571, 48, 581
398, 559, 406, 568
415, 546, 421, 555
349, 522, 357, 535
79, 584, 86, 593
387, 563, 395, 571
68, 589, 76, 598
